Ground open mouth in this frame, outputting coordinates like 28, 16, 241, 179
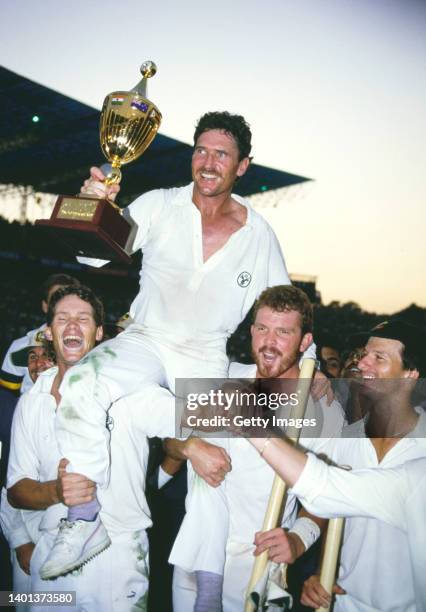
63, 335, 83, 349
260, 349, 282, 364
200, 171, 220, 181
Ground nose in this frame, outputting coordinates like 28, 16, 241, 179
65, 318, 79, 331
358, 352, 370, 371
264, 329, 277, 345
35, 355, 48, 370
203, 151, 216, 167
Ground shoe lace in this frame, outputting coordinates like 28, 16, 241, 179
54, 519, 79, 551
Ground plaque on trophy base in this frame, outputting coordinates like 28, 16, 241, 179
36, 195, 132, 263
35, 61, 162, 264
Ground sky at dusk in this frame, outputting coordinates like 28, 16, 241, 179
1, 0, 425, 313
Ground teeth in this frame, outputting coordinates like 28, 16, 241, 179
201, 173, 217, 179
63, 335, 83, 347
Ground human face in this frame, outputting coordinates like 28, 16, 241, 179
357, 336, 418, 398
341, 348, 364, 379
44, 295, 103, 369
251, 307, 312, 378
321, 346, 341, 378
358, 337, 408, 380
192, 129, 249, 198
27, 346, 54, 383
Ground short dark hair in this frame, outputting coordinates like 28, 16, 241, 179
400, 343, 423, 374
351, 319, 425, 375
42, 274, 80, 302
193, 111, 252, 161
253, 285, 313, 335
47, 285, 104, 327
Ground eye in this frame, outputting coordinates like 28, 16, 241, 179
217, 150, 226, 159
277, 329, 288, 336
194, 147, 206, 156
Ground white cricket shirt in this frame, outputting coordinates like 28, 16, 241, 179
293, 413, 426, 612
7, 367, 177, 538
125, 184, 290, 347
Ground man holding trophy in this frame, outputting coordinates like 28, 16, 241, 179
37, 62, 306, 581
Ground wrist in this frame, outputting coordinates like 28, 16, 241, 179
289, 517, 321, 553
51, 479, 61, 505
182, 437, 199, 460
287, 531, 306, 559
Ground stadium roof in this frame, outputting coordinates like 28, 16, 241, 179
0, 66, 310, 204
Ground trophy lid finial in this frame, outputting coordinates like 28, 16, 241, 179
132, 60, 157, 97
140, 61, 157, 79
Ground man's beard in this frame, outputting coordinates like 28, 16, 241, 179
253, 345, 299, 378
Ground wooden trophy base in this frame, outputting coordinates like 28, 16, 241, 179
35, 195, 132, 264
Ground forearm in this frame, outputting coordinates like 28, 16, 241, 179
161, 455, 184, 476
8, 478, 59, 510
249, 437, 307, 486
163, 437, 190, 461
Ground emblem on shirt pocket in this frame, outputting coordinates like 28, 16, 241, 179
237, 271, 252, 287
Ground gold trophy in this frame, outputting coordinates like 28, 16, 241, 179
36, 61, 162, 263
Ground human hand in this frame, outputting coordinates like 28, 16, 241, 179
184, 438, 231, 487
56, 458, 96, 506
311, 369, 334, 405
300, 574, 346, 608
80, 166, 120, 201
253, 528, 304, 564
15, 542, 35, 575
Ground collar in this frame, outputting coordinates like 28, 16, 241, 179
28, 366, 58, 395
173, 182, 254, 228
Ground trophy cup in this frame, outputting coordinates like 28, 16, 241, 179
36, 61, 162, 263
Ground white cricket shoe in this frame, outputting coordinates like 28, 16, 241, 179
40, 516, 111, 579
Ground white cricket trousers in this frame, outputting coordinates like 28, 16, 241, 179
56, 324, 228, 484
30, 529, 149, 612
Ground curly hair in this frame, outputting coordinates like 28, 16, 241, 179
47, 285, 104, 327
193, 111, 252, 161
253, 285, 313, 335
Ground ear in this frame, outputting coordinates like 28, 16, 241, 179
44, 326, 53, 341
250, 323, 255, 337
96, 326, 104, 342
41, 300, 49, 314
300, 332, 313, 354
237, 156, 250, 178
